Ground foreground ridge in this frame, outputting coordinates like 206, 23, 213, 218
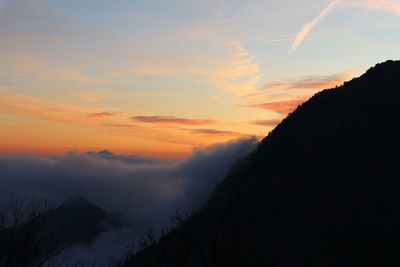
122, 60, 400, 267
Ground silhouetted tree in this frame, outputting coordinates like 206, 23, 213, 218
0, 196, 66, 267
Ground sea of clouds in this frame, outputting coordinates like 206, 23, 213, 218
0, 137, 258, 265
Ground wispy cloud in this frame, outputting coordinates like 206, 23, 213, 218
342, 0, 400, 14
210, 95, 229, 106
0, 89, 243, 151
184, 128, 244, 137
239, 99, 306, 114
110, 42, 261, 99
119, 65, 173, 76
71, 91, 106, 103
86, 112, 116, 119
208, 42, 262, 97
0, 88, 119, 126
268, 38, 315, 43
131, 116, 217, 126
247, 119, 283, 127
103, 123, 138, 129
290, 0, 341, 51
0, 54, 108, 83
260, 71, 354, 92
239, 70, 354, 112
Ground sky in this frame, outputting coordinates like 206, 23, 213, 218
1, 0, 400, 158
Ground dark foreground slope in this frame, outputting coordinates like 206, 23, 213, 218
0, 197, 123, 267
42, 198, 124, 247
122, 60, 400, 267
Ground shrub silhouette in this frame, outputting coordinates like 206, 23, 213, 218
0, 197, 65, 267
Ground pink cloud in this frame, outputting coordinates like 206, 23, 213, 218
86, 112, 116, 119
239, 99, 306, 114
131, 116, 217, 126
247, 119, 283, 126
261, 71, 353, 92
185, 128, 244, 137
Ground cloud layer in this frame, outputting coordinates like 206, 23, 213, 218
0, 137, 257, 264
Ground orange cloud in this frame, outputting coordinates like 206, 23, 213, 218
0, 89, 235, 154
131, 116, 217, 126
248, 119, 283, 126
240, 70, 355, 106
104, 123, 139, 128
260, 72, 353, 92
0, 88, 120, 126
185, 128, 244, 137
87, 112, 116, 119
239, 99, 306, 114
207, 42, 262, 97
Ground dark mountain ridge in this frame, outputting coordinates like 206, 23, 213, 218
121, 60, 400, 267
0, 197, 124, 266
42, 197, 124, 247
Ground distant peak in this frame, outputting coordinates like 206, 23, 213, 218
97, 150, 114, 156
62, 197, 94, 208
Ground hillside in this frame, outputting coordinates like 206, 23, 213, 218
42, 197, 124, 247
0, 197, 124, 267
120, 60, 400, 267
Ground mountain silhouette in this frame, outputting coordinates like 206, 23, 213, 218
0, 197, 124, 267
42, 197, 124, 247
120, 60, 400, 267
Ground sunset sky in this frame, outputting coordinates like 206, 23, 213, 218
1, 0, 399, 158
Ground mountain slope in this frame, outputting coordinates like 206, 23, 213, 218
122, 60, 400, 267
42, 197, 124, 247
0, 197, 124, 267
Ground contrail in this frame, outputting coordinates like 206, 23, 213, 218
290, 0, 341, 52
